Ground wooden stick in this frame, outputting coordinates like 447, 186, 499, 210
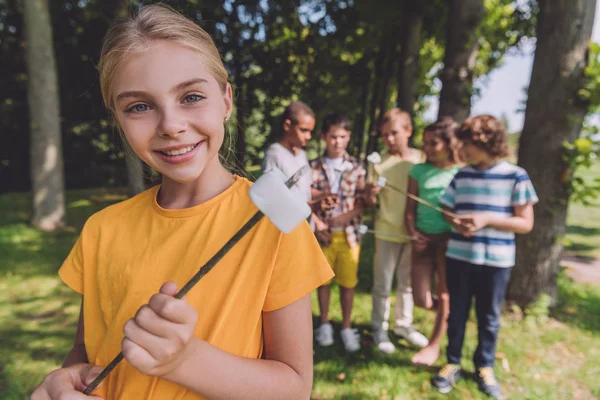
363, 228, 417, 241
382, 182, 459, 220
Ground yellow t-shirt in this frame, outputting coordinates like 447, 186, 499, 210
374, 150, 424, 243
59, 176, 333, 400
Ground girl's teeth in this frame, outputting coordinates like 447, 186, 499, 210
162, 144, 196, 156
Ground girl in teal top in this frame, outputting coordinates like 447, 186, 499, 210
405, 117, 462, 366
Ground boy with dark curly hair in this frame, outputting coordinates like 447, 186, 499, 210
431, 115, 538, 399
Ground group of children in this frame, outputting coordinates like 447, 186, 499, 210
263, 102, 538, 399
32, 5, 538, 400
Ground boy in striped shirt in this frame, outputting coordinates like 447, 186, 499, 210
432, 115, 538, 399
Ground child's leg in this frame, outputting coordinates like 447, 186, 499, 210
412, 240, 450, 365
393, 243, 414, 329
337, 241, 360, 329
472, 266, 512, 369
371, 238, 402, 332
317, 285, 332, 325
445, 258, 475, 365
318, 244, 338, 324
411, 242, 436, 310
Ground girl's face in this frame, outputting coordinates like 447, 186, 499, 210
112, 41, 232, 184
422, 130, 450, 164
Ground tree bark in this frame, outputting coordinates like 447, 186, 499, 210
24, 0, 66, 231
353, 57, 371, 157
365, 35, 396, 158
437, 0, 484, 122
507, 0, 596, 308
396, 4, 423, 117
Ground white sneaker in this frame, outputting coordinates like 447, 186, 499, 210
315, 323, 334, 347
372, 328, 395, 354
340, 328, 361, 352
394, 326, 429, 348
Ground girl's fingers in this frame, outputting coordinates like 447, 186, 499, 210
132, 304, 174, 338
148, 293, 198, 325
123, 319, 173, 361
122, 337, 157, 370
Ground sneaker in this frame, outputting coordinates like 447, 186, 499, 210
340, 327, 361, 352
315, 323, 334, 347
432, 363, 461, 394
476, 367, 503, 399
372, 328, 395, 354
394, 326, 429, 348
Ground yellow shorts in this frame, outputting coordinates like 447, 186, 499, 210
321, 231, 360, 288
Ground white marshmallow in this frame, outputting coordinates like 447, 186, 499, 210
249, 168, 311, 233
358, 224, 369, 234
377, 176, 387, 187
367, 152, 382, 164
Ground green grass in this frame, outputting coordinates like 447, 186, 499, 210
565, 163, 600, 258
1, 188, 599, 399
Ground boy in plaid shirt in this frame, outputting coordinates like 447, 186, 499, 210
311, 113, 374, 352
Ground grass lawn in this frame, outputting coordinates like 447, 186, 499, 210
564, 163, 600, 258
1, 186, 599, 399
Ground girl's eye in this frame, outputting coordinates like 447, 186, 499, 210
183, 94, 204, 103
126, 104, 150, 113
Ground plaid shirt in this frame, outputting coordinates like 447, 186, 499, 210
310, 152, 366, 248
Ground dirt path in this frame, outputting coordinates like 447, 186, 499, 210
562, 255, 600, 286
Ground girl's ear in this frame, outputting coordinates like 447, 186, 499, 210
223, 82, 233, 120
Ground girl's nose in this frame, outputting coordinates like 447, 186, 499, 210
158, 108, 187, 137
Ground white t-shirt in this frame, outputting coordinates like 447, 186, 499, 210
324, 157, 344, 223
262, 143, 312, 202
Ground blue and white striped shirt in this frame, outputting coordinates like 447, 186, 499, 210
439, 161, 538, 268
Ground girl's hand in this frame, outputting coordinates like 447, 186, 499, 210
31, 363, 104, 399
412, 231, 429, 252
122, 282, 198, 378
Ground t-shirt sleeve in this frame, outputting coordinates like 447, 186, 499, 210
58, 219, 97, 294
261, 149, 278, 174
408, 163, 421, 180
263, 221, 334, 312
511, 170, 539, 206
439, 177, 457, 209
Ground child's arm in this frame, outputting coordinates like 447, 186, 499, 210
31, 299, 105, 399
312, 213, 331, 246
123, 282, 314, 400
459, 203, 534, 234
405, 177, 428, 249
326, 204, 365, 229
63, 300, 88, 367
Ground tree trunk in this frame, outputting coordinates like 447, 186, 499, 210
365, 35, 395, 158
507, 0, 596, 308
103, 0, 146, 196
125, 151, 146, 197
437, 0, 484, 122
353, 57, 371, 157
24, 0, 65, 231
396, 4, 423, 117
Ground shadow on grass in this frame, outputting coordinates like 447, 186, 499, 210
0, 188, 127, 278
551, 272, 600, 335
566, 225, 600, 236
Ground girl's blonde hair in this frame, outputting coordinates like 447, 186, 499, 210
98, 3, 229, 113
